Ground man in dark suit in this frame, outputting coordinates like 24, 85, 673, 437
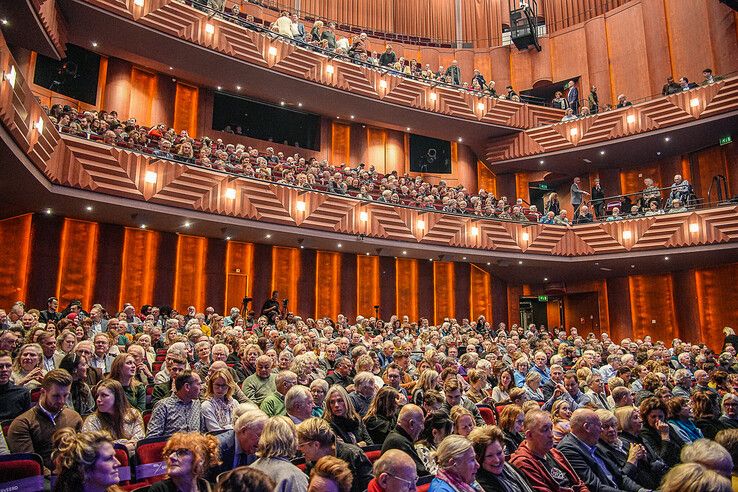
380, 404, 429, 476
557, 409, 645, 492
210, 408, 269, 480
567, 80, 579, 115
591, 178, 605, 218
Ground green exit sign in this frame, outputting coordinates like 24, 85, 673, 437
538, 295, 549, 302
539, 183, 549, 190
720, 135, 732, 146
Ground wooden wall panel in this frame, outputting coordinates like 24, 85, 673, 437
507, 285, 523, 327
129, 67, 157, 127
433, 262, 455, 324
172, 234, 207, 312
606, 276, 633, 343
224, 241, 255, 313
366, 127, 387, 174
396, 258, 418, 321
628, 273, 678, 343
56, 219, 99, 310
470, 264, 492, 322
119, 228, 159, 311
546, 299, 561, 330
477, 161, 497, 196
695, 263, 738, 352
0, 215, 32, 309
331, 122, 351, 166
461, 0, 503, 48
340, 253, 357, 320
271, 246, 300, 312
315, 251, 341, 320
173, 83, 199, 138
357, 255, 380, 318
565, 292, 601, 336
605, 2, 652, 102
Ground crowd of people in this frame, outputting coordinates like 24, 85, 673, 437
2, 295, 738, 491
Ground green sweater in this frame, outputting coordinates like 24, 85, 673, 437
241, 374, 276, 406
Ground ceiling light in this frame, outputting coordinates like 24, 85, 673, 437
205, 23, 215, 34
280, 101, 285, 106
336, 116, 340, 119
300, 245, 304, 249
622, 230, 632, 240
569, 127, 578, 136
295, 200, 306, 212
4, 65, 16, 88
462, 257, 467, 260
539, 160, 544, 165
690, 98, 700, 107
45, 208, 52, 215
225, 236, 231, 240
402, 251, 407, 255
664, 256, 669, 260
91, 41, 98, 48
134, 0, 145, 6
626, 114, 636, 124
430, 92, 437, 101
457, 137, 463, 142
268, 46, 277, 56
366, 252, 370, 255
337, 243, 342, 248
183, 221, 191, 228
379, 80, 387, 89
359, 211, 369, 222
544, 277, 548, 281
225, 187, 237, 199
140, 224, 147, 229
656, 151, 661, 156
477, 102, 485, 111
85, 205, 93, 212
298, 102, 303, 107
664, 137, 670, 142
416, 219, 425, 229
471, 226, 479, 236
521, 232, 529, 241
487, 262, 491, 265
600, 150, 605, 155
689, 223, 699, 233
217, 86, 222, 90
631, 264, 635, 268
350, 115, 355, 119
34, 116, 44, 134
326, 64, 334, 74
406, 127, 411, 132
266, 234, 272, 238
236, 85, 241, 90
144, 170, 158, 183
169, 66, 173, 70
1, 19, 8, 25
518, 260, 523, 265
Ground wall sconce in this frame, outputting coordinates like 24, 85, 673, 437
471, 226, 479, 236
359, 211, 368, 222
4, 65, 16, 88
134, 0, 145, 6
626, 114, 636, 124
326, 64, 334, 74
429, 92, 437, 101
205, 23, 215, 34
225, 187, 237, 199
416, 219, 425, 230
144, 170, 158, 183
379, 79, 387, 89
295, 200, 306, 212
34, 116, 44, 134
477, 102, 485, 111
689, 223, 699, 233
268, 46, 277, 56
521, 231, 529, 241
622, 230, 632, 240
690, 98, 700, 107
569, 127, 578, 136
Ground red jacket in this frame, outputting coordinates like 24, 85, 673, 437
510, 440, 589, 492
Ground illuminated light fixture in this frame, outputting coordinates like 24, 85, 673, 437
600, 150, 605, 155
45, 208, 53, 215
458, 137, 463, 142
326, 64, 334, 74
471, 226, 479, 236
298, 102, 303, 107
539, 160, 544, 165
477, 102, 485, 111
337, 243, 342, 248
462, 257, 467, 260
379, 79, 387, 89
521, 232, 529, 241
217, 86, 222, 90
205, 23, 215, 34
225, 187, 237, 199
85, 205, 93, 212
236, 85, 241, 90
664, 137, 670, 142
266, 234, 272, 238
626, 114, 636, 124
429, 92, 437, 101
518, 260, 523, 265
359, 211, 369, 222
544, 277, 548, 281
268, 46, 277, 56
4, 65, 16, 88
140, 224, 147, 229
690, 97, 700, 107
1, 19, 7, 25
225, 236, 231, 241
183, 222, 191, 228
134, 0, 145, 6
34, 116, 44, 134
350, 115, 355, 119
280, 101, 285, 106
366, 252, 370, 256
416, 219, 425, 230
91, 41, 98, 48
487, 262, 491, 265
406, 127, 411, 132
169, 66, 173, 70
689, 223, 699, 233
622, 230, 632, 240
569, 127, 578, 136
144, 170, 158, 183
402, 250, 407, 255
664, 256, 669, 260
295, 200, 306, 212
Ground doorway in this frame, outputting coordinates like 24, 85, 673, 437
519, 296, 563, 332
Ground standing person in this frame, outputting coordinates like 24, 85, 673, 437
567, 80, 579, 115
445, 60, 462, 85
588, 86, 599, 114
591, 178, 605, 218
570, 177, 589, 218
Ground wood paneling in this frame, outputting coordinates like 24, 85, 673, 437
0, 215, 32, 308
357, 255, 380, 318
628, 273, 677, 343
129, 67, 157, 127
224, 241, 255, 311
56, 219, 99, 309
331, 122, 351, 166
271, 246, 301, 312
173, 83, 199, 138
119, 228, 160, 311
315, 251, 341, 320
173, 234, 207, 312
695, 264, 738, 352
396, 258, 418, 321
470, 264, 492, 322
433, 262, 455, 324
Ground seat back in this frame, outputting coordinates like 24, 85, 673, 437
361, 444, 383, 464
0, 453, 44, 491
113, 443, 132, 485
416, 475, 433, 492
134, 436, 169, 484
291, 456, 306, 471
477, 405, 497, 425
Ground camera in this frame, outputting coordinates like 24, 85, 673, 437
242, 296, 253, 304
283, 299, 289, 306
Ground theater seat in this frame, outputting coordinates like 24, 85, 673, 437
0, 453, 44, 492
477, 405, 497, 425
113, 443, 132, 485
134, 436, 169, 484
291, 456, 306, 471
361, 444, 382, 464
416, 475, 433, 492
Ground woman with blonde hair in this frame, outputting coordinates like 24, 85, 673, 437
551, 399, 572, 444
82, 379, 144, 453
428, 435, 479, 492
150, 432, 221, 492
660, 462, 731, 492
450, 406, 474, 437
11, 342, 44, 389
249, 417, 308, 492
323, 385, 372, 446
202, 368, 239, 432
52, 428, 122, 492
412, 369, 439, 406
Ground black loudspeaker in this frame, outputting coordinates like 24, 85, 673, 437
719, 0, 738, 12
510, 7, 541, 51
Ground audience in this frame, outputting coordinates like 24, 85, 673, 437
150, 432, 220, 492
52, 428, 121, 492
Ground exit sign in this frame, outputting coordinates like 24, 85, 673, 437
538, 295, 549, 302
539, 183, 549, 190
720, 135, 733, 146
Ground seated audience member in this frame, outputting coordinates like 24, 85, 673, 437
491, 367, 514, 403
285, 384, 315, 425
349, 371, 376, 415
441, 378, 484, 426
147, 370, 204, 437
510, 410, 588, 492
82, 379, 145, 453
52, 428, 122, 492
680, 438, 733, 478
551, 399, 573, 444
108, 353, 146, 412
212, 408, 268, 478
151, 354, 186, 407
242, 355, 276, 406
557, 408, 643, 492
249, 416, 308, 492
310, 379, 328, 417
498, 404, 525, 455
414, 410, 452, 475
368, 449, 419, 492
691, 390, 725, 439
308, 455, 353, 492
715, 429, 738, 488
666, 396, 703, 443
324, 384, 372, 446
637, 397, 684, 467
202, 368, 239, 431
12, 343, 45, 390
150, 432, 220, 492
364, 386, 400, 444
428, 434, 479, 491
450, 405, 475, 438
8, 369, 83, 470
611, 386, 634, 408
325, 356, 354, 388
660, 462, 732, 492
381, 404, 429, 476
0, 350, 31, 420
468, 425, 534, 492
260, 370, 298, 417
719, 393, 738, 428
296, 417, 373, 492
215, 467, 275, 492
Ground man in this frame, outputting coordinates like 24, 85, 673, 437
554, 209, 570, 225
377, 341, 394, 369
563, 370, 592, 409
297, 418, 373, 492
611, 386, 634, 408
290, 13, 305, 42
212, 408, 269, 479
321, 22, 337, 50
0, 350, 31, 420
35, 332, 59, 372
91, 332, 115, 374
379, 45, 396, 67
557, 409, 644, 492
600, 354, 621, 383
39, 297, 62, 324
570, 177, 589, 218
151, 354, 187, 407
7, 369, 83, 470
260, 370, 297, 416
510, 410, 588, 492
679, 76, 698, 90
672, 369, 693, 399
441, 378, 485, 426
153, 138, 174, 159
446, 60, 461, 85
542, 364, 565, 401
584, 374, 611, 410
349, 372, 376, 416
383, 363, 408, 401
241, 355, 276, 406
286, 385, 315, 425
669, 174, 691, 205
662, 76, 681, 95
308, 456, 353, 492
0, 329, 19, 352
87, 306, 107, 337
567, 80, 579, 115
368, 449, 419, 492
702, 68, 721, 85
381, 404, 429, 477
532, 351, 551, 385
147, 370, 204, 437
591, 178, 605, 218
325, 356, 354, 388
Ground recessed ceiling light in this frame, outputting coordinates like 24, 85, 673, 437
539, 160, 544, 165
298, 102, 303, 107
91, 42, 98, 47
265, 234, 271, 238
600, 150, 605, 155
169, 66, 173, 70
350, 115, 355, 119
402, 251, 407, 255
133, 0, 145, 6
656, 151, 661, 155
217, 86, 222, 90
300, 245, 304, 249
631, 264, 635, 268
544, 277, 548, 281
518, 260, 523, 265
337, 243, 342, 248
462, 257, 467, 260
140, 224, 147, 229
85, 205, 93, 212
280, 101, 285, 106
366, 252, 370, 255
225, 236, 231, 240
45, 208, 52, 215
458, 137, 463, 142
664, 137, 670, 142
1, 19, 8, 25
664, 256, 669, 260
487, 262, 491, 265
183, 222, 191, 228
236, 85, 241, 90
429, 258, 433, 262
406, 127, 411, 131
336, 116, 340, 119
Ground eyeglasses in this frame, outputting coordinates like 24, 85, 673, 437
387, 473, 418, 489
169, 448, 192, 457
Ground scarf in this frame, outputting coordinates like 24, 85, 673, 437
435, 468, 480, 492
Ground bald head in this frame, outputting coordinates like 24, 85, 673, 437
397, 404, 424, 441
374, 449, 418, 490
570, 408, 602, 445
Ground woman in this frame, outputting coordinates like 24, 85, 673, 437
691, 391, 726, 439
82, 379, 145, 453
108, 353, 146, 412
52, 428, 122, 492
719, 393, 738, 428
310, 379, 328, 417
249, 417, 308, 492
468, 425, 534, 492
59, 353, 95, 416
551, 399, 572, 444
722, 327, 738, 354
309, 20, 323, 43
412, 369, 439, 406
523, 371, 544, 403
464, 370, 489, 404
451, 406, 474, 438
552, 91, 568, 110
202, 368, 239, 432
11, 343, 45, 389
637, 397, 683, 467
491, 368, 514, 403
614, 405, 669, 487
667, 396, 704, 443
545, 192, 561, 216
498, 404, 524, 456
150, 432, 220, 492
56, 330, 78, 358
428, 434, 479, 492
216, 467, 275, 492
364, 386, 399, 444
323, 385, 372, 446
415, 411, 453, 475
660, 462, 732, 492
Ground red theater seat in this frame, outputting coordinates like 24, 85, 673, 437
477, 405, 497, 425
416, 475, 434, 492
0, 453, 44, 492
134, 436, 169, 484
114, 443, 132, 485
361, 444, 383, 464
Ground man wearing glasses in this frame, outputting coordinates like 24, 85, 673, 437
368, 449, 419, 492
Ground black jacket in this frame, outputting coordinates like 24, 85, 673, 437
381, 426, 429, 476
597, 439, 661, 490
0, 382, 31, 421
365, 414, 396, 445
557, 433, 641, 492
305, 441, 373, 492
329, 415, 373, 446
476, 463, 534, 492
637, 426, 683, 467
694, 416, 727, 440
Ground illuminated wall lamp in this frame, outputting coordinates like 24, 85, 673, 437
471, 226, 479, 236
144, 170, 158, 184
205, 23, 215, 34
429, 92, 437, 101
626, 114, 636, 124
622, 230, 632, 240
34, 117, 44, 134
295, 200, 306, 212
477, 102, 485, 111
379, 79, 387, 89
689, 223, 699, 233
326, 64, 334, 74
569, 127, 578, 136
4, 65, 16, 88
359, 211, 369, 222
133, 0, 145, 6
521, 231, 529, 241
268, 46, 277, 56
225, 187, 237, 199
690, 98, 700, 108
416, 219, 425, 230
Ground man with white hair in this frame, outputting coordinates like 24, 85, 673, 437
285, 385, 314, 424
672, 369, 693, 399
260, 370, 297, 417
211, 408, 269, 479
349, 372, 376, 415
